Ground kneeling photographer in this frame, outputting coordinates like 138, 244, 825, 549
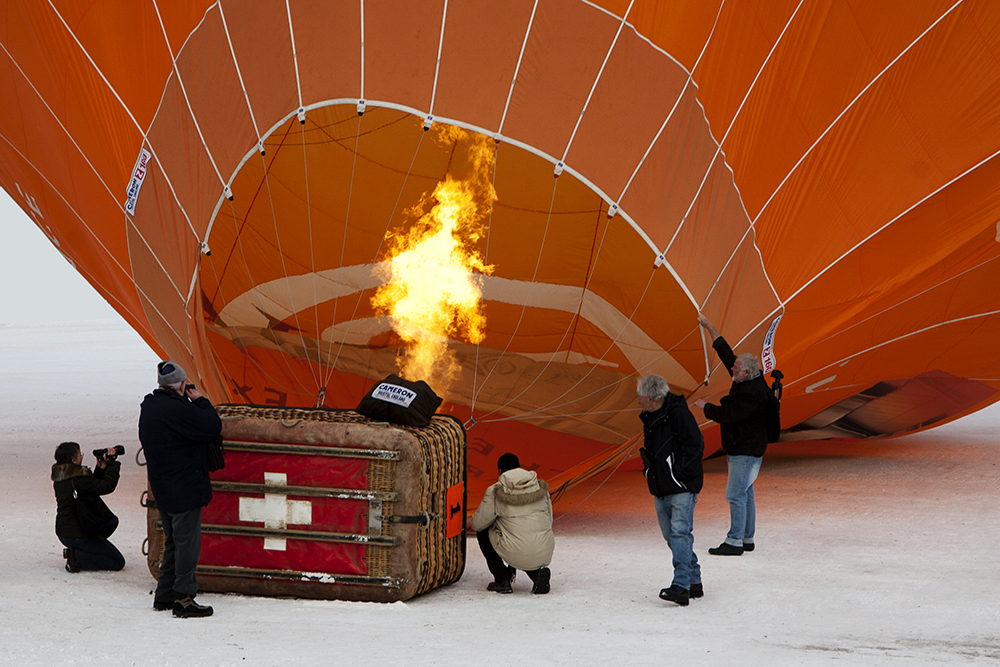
51, 441, 126, 572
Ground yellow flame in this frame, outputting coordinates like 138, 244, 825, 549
372, 126, 496, 395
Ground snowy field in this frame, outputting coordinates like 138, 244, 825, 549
1, 320, 998, 666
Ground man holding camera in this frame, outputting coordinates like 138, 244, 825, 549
139, 361, 222, 618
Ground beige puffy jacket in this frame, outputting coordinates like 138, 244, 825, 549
470, 468, 554, 570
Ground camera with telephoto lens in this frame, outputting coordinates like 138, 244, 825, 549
94, 445, 125, 462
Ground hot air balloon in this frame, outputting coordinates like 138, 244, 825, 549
3, 0, 1000, 501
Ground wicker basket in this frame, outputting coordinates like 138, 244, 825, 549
144, 406, 467, 601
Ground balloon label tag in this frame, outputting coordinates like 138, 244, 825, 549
761, 314, 782, 374
372, 382, 418, 408
446, 482, 464, 538
124, 148, 152, 215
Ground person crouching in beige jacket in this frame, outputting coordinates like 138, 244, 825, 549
470, 453, 554, 594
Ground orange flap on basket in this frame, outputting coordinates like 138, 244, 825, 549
446, 483, 464, 538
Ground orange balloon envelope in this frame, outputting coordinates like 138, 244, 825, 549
3, 1, 1000, 499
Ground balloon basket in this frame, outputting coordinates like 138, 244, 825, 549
144, 405, 467, 602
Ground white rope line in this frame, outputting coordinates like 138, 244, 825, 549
320, 115, 364, 390
299, 117, 323, 399
150, 0, 228, 189
492, 324, 711, 424
784, 307, 1000, 392
480, 379, 633, 424
427, 0, 449, 117
218, 3, 263, 143
575, 0, 689, 72
467, 139, 501, 418
359, 0, 366, 101
285, 0, 304, 113
698, 220, 757, 311
559, 0, 635, 164
201, 258, 263, 398
723, 147, 1000, 376
329, 123, 428, 375
479, 268, 660, 423
474, 200, 618, 421
501, 407, 634, 421
707, 0, 967, 322
812, 253, 1000, 350
665, 0, 806, 260
614, 0, 725, 218
255, 138, 322, 390
202, 248, 305, 398
497, 0, 539, 136
216, 191, 312, 390
39, 0, 200, 243
0, 39, 188, 302
690, 0, 726, 78
2, 147, 157, 343
763, 145, 1000, 343
615, 78, 691, 206
470, 177, 561, 410
552, 435, 640, 523
186, 0, 271, 310
0, 133, 193, 355
748, 0, 966, 249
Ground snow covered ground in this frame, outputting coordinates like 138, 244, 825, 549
1, 320, 998, 666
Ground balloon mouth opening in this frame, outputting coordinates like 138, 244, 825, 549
189, 103, 694, 454
201, 104, 612, 372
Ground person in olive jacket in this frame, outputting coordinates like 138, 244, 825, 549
51, 441, 125, 572
637, 374, 704, 606
139, 361, 221, 618
695, 315, 772, 556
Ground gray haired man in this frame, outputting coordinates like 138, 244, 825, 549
637, 374, 704, 606
695, 316, 772, 556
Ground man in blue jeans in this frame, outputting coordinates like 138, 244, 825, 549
695, 315, 771, 556
637, 374, 704, 606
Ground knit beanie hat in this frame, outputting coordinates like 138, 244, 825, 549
157, 360, 187, 386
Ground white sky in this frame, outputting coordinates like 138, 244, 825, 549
0, 187, 119, 324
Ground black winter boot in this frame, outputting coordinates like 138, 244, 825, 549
527, 567, 551, 594
659, 585, 690, 606
173, 595, 213, 618
487, 566, 515, 594
63, 547, 79, 573
708, 542, 744, 556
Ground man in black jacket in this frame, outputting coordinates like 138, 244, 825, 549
139, 361, 222, 618
637, 374, 704, 606
695, 315, 771, 556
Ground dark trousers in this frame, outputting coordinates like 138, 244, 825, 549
59, 515, 125, 571
156, 507, 202, 601
476, 529, 546, 583
476, 529, 509, 580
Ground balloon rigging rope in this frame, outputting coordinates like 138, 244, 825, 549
552, 435, 640, 523
320, 113, 365, 391
219, 127, 315, 394
467, 139, 501, 420
257, 122, 321, 390
329, 121, 428, 377
299, 117, 323, 398
485, 267, 659, 425
475, 198, 619, 424
198, 198, 302, 399
472, 0, 730, 425
469, 174, 562, 414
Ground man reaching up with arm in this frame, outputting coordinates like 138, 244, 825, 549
694, 315, 771, 556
